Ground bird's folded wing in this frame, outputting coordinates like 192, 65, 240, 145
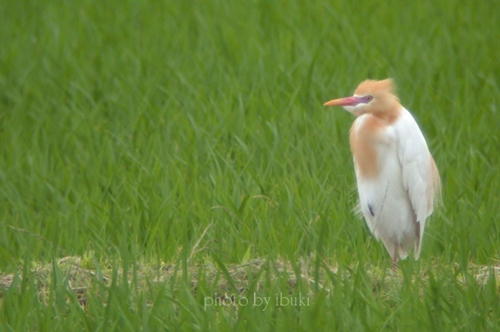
394, 109, 438, 223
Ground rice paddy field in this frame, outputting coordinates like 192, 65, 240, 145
1, 0, 499, 330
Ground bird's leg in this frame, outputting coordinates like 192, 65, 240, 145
392, 251, 398, 273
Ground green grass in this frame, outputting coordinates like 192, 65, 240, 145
1, 0, 499, 330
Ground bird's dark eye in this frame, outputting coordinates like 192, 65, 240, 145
366, 95, 373, 102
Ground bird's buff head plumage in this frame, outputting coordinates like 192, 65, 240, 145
324, 78, 401, 121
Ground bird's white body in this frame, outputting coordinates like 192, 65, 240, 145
324, 79, 440, 264
353, 108, 435, 259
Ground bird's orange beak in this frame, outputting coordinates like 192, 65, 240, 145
323, 96, 361, 107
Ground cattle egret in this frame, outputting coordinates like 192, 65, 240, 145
324, 79, 441, 269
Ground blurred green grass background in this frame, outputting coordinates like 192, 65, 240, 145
1, 0, 499, 330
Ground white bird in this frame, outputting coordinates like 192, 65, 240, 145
323, 79, 441, 269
